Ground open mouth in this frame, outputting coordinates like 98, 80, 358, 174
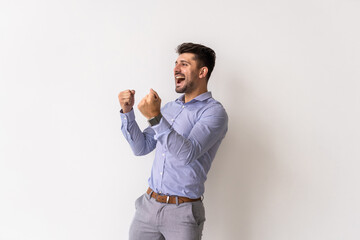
175, 75, 185, 86
175, 75, 185, 81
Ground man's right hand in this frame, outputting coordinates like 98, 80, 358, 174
118, 89, 135, 113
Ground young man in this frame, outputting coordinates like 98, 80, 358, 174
118, 43, 228, 240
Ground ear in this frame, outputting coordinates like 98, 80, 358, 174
199, 67, 208, 79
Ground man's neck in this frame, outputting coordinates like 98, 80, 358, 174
184, 88, 208, 103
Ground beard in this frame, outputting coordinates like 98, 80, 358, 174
175, 80, 194, 94
175, 85, 186, 93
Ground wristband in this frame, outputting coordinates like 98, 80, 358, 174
148, 113, 162, 126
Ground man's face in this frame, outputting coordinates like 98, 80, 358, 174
174, 53, 201, 94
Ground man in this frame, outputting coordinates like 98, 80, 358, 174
118, 43, 228, 240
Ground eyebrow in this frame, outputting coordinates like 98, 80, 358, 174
175, 60, 191, 64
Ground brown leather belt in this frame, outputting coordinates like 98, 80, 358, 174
147, 187, 201, 204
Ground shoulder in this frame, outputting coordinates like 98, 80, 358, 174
197, 98, 228, 132
202, 97, 228, 119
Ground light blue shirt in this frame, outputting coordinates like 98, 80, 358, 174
120, 91, 228, 199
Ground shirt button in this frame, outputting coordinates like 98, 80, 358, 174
162, 153, 165, 157
182, 106, 185, 108
160, 172, 163, 175
171, 119, 175, 122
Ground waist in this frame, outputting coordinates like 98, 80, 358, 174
147, 187, 201, 204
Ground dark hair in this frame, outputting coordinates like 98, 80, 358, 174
176, 42, 216, 81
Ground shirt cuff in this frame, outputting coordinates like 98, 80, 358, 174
120, 108, 135, 123
152, 116, 172, 140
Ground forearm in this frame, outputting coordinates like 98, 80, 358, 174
120, 109, 156, 156
152, 117, 208, 164
152, 108, 228, 164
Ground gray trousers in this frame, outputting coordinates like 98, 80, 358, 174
129, 192, 206, 240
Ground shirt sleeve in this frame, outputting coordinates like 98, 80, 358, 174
120, 109, 157, 156
152, 104, 228, 165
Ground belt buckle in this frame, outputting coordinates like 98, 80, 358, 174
166, 196, 170, 203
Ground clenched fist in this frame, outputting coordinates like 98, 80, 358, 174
138, 89, 161, 119
118, 89, 135, 113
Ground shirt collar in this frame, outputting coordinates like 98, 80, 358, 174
176, 91, 212, 103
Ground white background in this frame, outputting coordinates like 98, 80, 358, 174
1, 0, 360, 239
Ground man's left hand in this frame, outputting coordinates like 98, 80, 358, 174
138, 88, 161, 119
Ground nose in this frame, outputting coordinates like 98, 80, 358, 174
174, 63, 181, 74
